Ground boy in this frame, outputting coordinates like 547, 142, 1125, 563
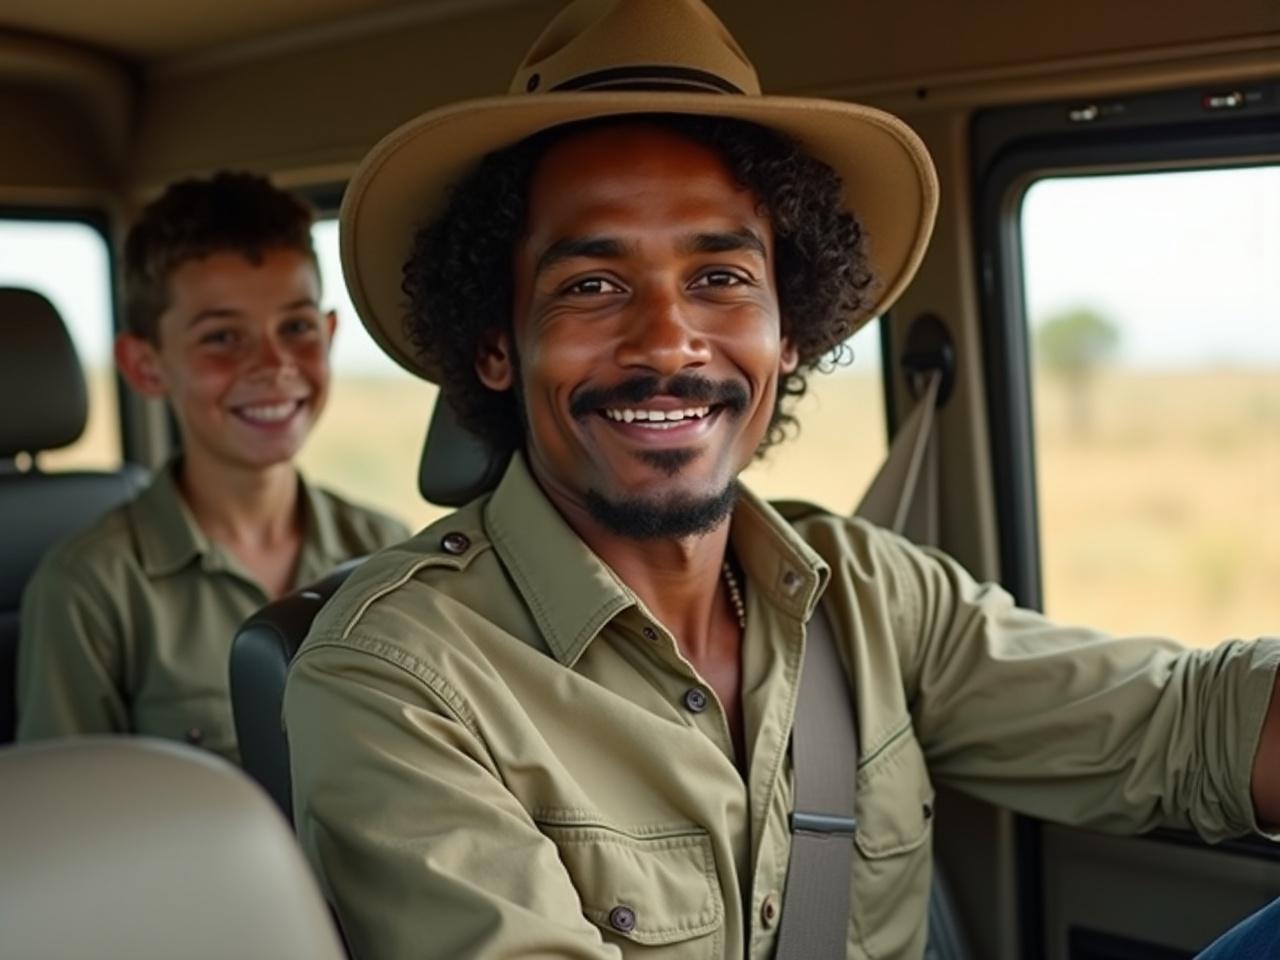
17, 172, 408, 764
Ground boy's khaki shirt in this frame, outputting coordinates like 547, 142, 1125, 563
286, 454, 1279, 960
18, 462, 408, 763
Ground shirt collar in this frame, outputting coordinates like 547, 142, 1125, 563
484, 453, 830, 668
130, 460, 210, 577
131, 460, 346, 580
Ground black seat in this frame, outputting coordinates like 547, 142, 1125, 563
0, 288, 148, 745
229, 398, 496, 818
230, 559, 361, 819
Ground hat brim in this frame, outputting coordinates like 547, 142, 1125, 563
340, 91, 939, 381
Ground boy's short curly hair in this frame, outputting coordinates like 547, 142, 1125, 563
124, 171, 318, 342
404, 114, 872, 457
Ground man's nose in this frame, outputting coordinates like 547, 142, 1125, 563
614, 290, 711, 376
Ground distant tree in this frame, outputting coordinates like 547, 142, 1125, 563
1035, 306, 1121, 436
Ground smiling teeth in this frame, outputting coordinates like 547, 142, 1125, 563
604, 406, 711, 423
238, 401, 300, 422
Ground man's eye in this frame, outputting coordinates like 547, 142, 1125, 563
692, 270, 748, 289
565, 277, 623, 296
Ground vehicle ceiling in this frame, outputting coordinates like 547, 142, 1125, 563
0, 0, 531, 61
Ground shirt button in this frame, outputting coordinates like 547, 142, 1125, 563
608, 904, 636, 933
782, 570, 803, 596
761, 892, 780, 928
185, 727, 204, 746
683, 687, 709, 713
440, 532, 470, 555
642, 626, 658, 642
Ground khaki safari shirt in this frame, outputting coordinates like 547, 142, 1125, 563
286, 453, 1280, 960
18, 461, 408, 764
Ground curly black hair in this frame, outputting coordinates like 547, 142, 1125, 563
403, 114, 871, 457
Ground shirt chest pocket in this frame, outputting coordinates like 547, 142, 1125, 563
851, 726, 935, 959
537, 822, 725, 959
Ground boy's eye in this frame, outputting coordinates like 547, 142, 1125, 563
282, 316, 320, 336
199, 328, 239, 346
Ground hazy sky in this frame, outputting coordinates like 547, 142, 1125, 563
1022, 165, 1279, 369
2, 162, 1275, 376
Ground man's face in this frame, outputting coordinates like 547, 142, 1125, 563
121, 247, 335, 472
480, 124, 797, 537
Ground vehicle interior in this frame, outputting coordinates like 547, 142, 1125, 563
1, 1, 1277, 957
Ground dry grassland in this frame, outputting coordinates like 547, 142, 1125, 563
50, 368, 1278, 648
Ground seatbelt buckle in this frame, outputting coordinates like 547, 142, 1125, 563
790, 811, 859, 837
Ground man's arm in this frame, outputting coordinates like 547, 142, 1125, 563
285, 638, 621, 960
861, 521, 1280, 841
17, 554, 129, 740
1251, 675, 1280, 828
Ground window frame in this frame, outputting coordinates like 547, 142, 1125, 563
972, 77, 1280, 957
0, 204, 131, 464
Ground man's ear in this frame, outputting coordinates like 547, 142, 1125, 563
475, 329, 515, 392
779, 334, 800, 375
114, 333, 169, 398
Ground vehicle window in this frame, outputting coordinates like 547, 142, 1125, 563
1020, 165, 1279, 643
301, 218, 442, 532
739, 320, 886, 514
0, 217, 120, 469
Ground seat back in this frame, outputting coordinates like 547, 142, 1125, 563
230, 560, 361, 819
0, 288, 149, 744
0, 738, 346, 960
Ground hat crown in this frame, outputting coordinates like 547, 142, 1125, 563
509, 0, 760, 97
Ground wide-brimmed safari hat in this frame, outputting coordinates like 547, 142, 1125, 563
341, 0, 939, 381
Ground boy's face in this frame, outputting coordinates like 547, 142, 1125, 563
117, 247, 335, 473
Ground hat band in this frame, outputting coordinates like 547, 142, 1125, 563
551, 65, 744, 95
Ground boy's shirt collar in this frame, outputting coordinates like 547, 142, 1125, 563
131, 459, 347, 582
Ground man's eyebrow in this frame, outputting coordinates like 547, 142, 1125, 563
534, 236, 629, 277
681, 228, 767, 259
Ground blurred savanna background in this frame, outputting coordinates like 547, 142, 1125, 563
7, 165, 1278, 649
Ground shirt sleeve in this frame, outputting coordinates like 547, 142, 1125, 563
871, 526, 1280, 842
17, 553, 130, 739
285, 636, 622, 960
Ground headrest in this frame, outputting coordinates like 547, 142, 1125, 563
418, 394, 510, 507
0, 738, 346, 960
0, 288, 88, 458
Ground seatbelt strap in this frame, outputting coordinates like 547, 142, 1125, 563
773, 601, 859, 959
854, 369, 942, 542
774, 371, 943, 956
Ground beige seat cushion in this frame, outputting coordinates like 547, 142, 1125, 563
0, 737, 345, 960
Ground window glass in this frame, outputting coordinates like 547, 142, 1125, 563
739, 320, 886, 514
303, 219, 887, 530
299, 219, 442, 532
1021, 166, 1280, 644
0, 218, 119, 469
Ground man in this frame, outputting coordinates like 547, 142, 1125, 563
284, 1, 1280, 957
18, 172, 408, 764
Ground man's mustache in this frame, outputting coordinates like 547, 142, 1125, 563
570, 374, 749, 420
